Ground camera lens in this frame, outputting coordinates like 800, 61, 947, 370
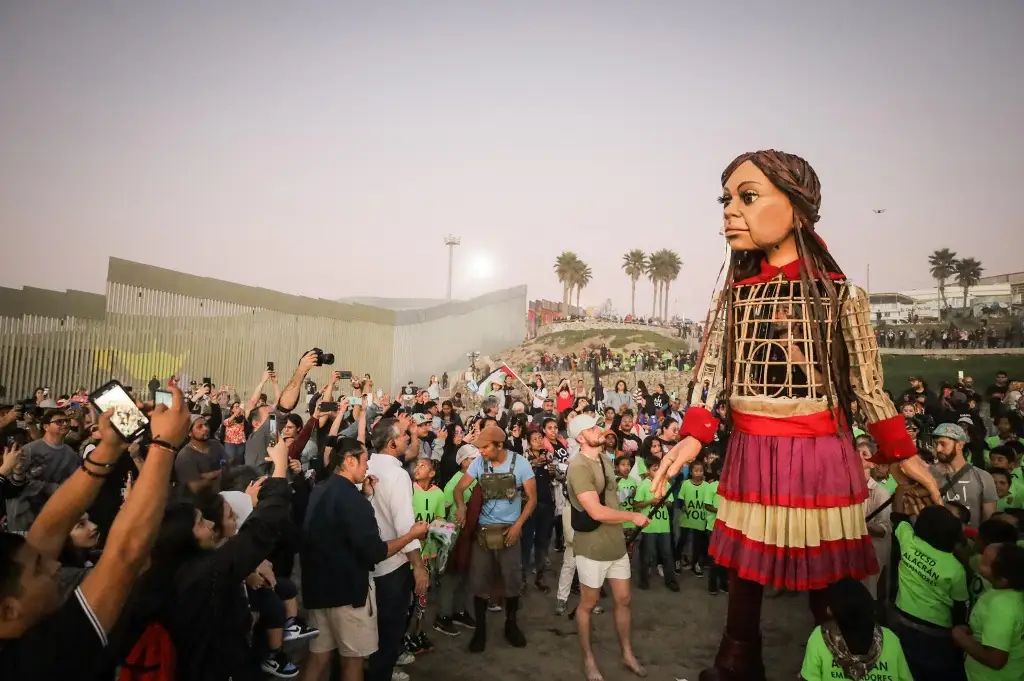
321, 353, 335, 366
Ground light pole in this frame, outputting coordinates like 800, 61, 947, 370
466, 350, 480, 381
444, 235, 461, 300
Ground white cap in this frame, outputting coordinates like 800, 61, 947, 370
567, 414, 613, 442
455, 444, 480, 466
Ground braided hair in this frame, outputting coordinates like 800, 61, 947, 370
715, 150, 854, 430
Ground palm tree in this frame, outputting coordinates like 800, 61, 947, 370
646, 251, 665, 320
954, 257, 984, 309
652, 249, 682, 321
571, 262, 593, 313
928, 248, 958, 314
621, 250, 648, 318
553, 251, 580, 316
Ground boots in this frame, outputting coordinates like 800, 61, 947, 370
468, 597, 488, 653
504, 596, 527, 648
698, 633, 766, 681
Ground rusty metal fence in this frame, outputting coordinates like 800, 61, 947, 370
0, 258, 526, 401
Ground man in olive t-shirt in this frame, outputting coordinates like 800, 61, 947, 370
565, 415, 649, 681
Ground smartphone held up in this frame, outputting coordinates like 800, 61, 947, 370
90, 380, 149, 441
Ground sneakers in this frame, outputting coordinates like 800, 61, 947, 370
415, 633, 433, 653
282, 617, 319, 642
433, 616, 460, 636
396, 652, 416, 666
404, 634, 429, 656
487, 601, 502, 612
656, 565, 664, 578
666, 581, 680, 593
555, 599, 567, 616
534, 577, 551, 593
693, 563, 705, 578
261, 651, 299, 679
392, 670, 410, 681
709, 587, 720, 596
452, 610, 477, 629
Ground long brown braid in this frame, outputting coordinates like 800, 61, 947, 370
714, 150, 854, 430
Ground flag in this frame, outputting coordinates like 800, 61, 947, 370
474, 364, 521, 397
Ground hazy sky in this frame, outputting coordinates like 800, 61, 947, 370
2, 1, 1021, 319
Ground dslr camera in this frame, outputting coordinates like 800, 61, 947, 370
309, 348, 335, 367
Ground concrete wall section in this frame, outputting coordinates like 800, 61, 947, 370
0, 259, 526, 400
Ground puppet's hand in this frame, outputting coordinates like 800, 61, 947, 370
894, 455, 942, 508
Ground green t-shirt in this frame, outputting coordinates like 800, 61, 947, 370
617, 477, 639, 529
679, 479, 707, 530
880, 475, 898, 495
442, 471, 476, 522
635, 478, 672, 534
967, 552, 993, 615
965, 588, 1024, 681
996, 494, 1022, 512
413, 484, 445, 524
894, 521, 969, 627
703, 480, 721, 532
799, 625, 912, 681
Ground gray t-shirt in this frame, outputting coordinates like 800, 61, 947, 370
4, 439, 79, 532
929, 463, 997, 529
174, 441, 225, 486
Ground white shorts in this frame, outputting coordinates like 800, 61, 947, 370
575, 554, 631, 588
307, 582, 378, 658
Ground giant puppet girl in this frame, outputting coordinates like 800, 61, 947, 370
651, 150, 941, 681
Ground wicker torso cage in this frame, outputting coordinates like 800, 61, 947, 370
692, 274, 897, 425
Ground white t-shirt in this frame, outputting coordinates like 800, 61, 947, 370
531, 386, 548, 409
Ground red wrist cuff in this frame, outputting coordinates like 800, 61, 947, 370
867, 415, 917, 463
681, 407, 719, 445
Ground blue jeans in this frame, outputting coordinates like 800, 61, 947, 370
640, 532, 675, 584
224, 442, 246, 466
521, 502, 556, 574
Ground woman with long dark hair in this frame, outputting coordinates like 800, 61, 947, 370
651, 150, 939, 681
434, 424, 466, 489
144, 439, 294, 681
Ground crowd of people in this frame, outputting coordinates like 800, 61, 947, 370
875, 319, 1024, 350
1, 353, 1023, 681
521, 346, 698, 374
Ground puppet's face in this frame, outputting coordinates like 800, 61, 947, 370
720, 161, 796, 253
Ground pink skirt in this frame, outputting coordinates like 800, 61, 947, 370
708, 430, 878, 591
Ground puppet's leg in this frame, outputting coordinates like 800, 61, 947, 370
698, 571, 767, 681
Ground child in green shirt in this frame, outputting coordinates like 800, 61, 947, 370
407, 459, 444, 654
988, 445, 1024, 505
966, 520, 1020, 614
954, 542, 1024, 681
634, 455, 678, 592
674, 460, 707, 576
892, 492, 970, 680
434, 447, 479, 636
615, 455, 639, 530
702, 460, 727, 595
989, 469, 1021, 513
800, 577, 913, 681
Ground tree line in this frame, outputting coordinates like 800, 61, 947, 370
552, 249, 682, 321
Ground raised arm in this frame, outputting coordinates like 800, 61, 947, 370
842, 285, 941, 505
246, 370, 271, 415
278, 351, 319, 413
77, 387, 190, 632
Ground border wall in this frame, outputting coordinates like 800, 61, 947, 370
0, 258, 526, 400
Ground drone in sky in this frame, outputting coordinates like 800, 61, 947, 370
872, 209, 887, 214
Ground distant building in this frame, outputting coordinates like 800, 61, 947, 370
870, 282, 1013, 321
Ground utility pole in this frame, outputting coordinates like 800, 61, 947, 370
444, 235, 461, 300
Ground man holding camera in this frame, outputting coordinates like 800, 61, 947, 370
244, 350, 323, 470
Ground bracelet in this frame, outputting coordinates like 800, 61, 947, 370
150, 439, 183, 452
80, 459, 112, 477
84, 452, 117, 468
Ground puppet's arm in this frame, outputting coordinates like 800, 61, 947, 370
840, 285, 916, 464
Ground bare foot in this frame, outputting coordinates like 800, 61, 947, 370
621, 653, 648, 678
584, 658, 604, 681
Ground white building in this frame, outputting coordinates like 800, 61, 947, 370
870, 283, 1012, 321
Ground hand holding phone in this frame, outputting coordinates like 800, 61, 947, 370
90, 381, 150, 441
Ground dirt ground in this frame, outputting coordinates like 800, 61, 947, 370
406, 557, 815, 681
